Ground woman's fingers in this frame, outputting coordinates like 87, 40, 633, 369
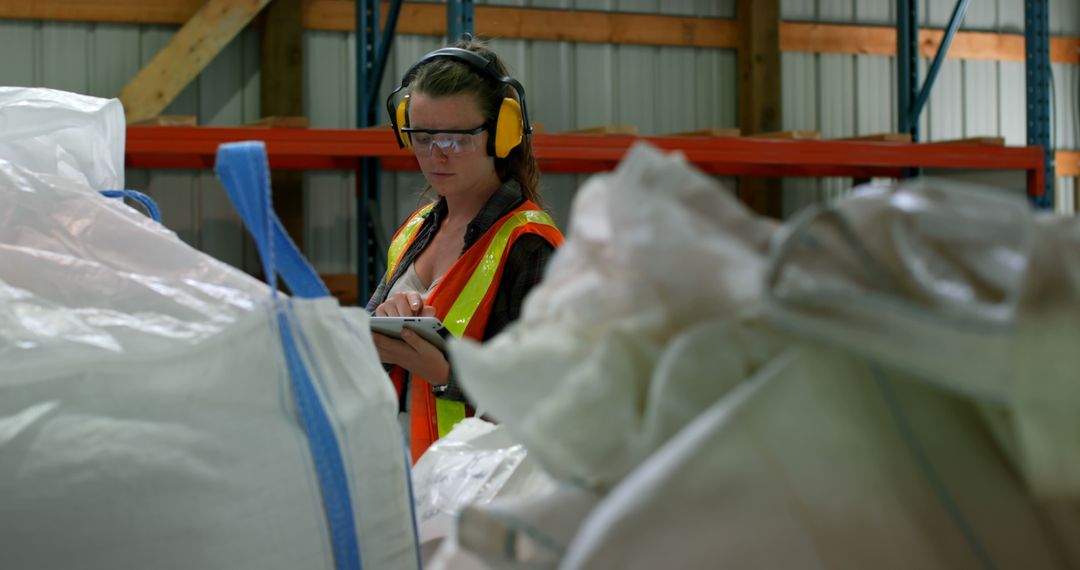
375, 291, 427, 317
406, 291, 423, 313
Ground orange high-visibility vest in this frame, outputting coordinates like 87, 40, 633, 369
384, 199, 563, 462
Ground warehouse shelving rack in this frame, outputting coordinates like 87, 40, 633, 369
897, 0, 1054, 208
126, 126, 1047, 192
124, 0, 1054, 304
124, 126, 1047, 302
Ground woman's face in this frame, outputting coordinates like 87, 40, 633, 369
406, 91, 499, 200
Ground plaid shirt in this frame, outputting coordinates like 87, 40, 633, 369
366, 181, 557, 404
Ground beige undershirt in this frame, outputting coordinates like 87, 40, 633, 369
386, 262, 441, 300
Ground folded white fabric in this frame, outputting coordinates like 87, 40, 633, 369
444, 143, 1080, 570
0, 87, 125, 190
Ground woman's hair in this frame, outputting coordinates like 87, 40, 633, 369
408, 37, 542, 207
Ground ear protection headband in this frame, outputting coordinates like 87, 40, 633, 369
386, 47, 533, 159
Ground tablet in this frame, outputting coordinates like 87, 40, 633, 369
370, 316, 449, 352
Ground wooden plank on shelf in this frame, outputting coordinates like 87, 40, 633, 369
748, 130, 821, 140
561, 125, 639, 135
665, 128, 742, 137
321, 273, 359, 306
929, 136, 1006, 146
130, 115, 198, 127
838, 133, 912, 143
246, 116, 310, 129
118, 0, 272, 124
1057, 151, 1080, 178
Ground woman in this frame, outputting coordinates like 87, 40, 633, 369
368, 38, 564, 461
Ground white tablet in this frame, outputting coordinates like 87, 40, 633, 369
370, 316, 449, 351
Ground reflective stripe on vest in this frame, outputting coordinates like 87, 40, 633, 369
432, 209, 557, 438
434, 399, 466, 439
386, 202, 436, 283
441, 210, 557, 336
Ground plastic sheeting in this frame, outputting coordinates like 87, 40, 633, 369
439, 143, 1080, 570
412, 419, 557, 559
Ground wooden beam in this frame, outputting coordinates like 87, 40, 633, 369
0, 0, 205, 25
261, 0, 306, 251
1057, 151, 1080, 178
1050, 36, 1080, 65
3, 2, 1078, 62
0, 1, 735, 49
305, 2, 738, 48
118, 0, 272, 123
476, 5, 736, 49
261, 0, 303, 120
737, 0, 782, 219
782, 22, 1080, 65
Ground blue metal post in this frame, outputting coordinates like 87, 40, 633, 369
447, 0, 474, 42
367, 0, 404, 119
357, 0, 381, 302
1025, 0, 1054, 209
907, 0, 969, 129
897, 0, 920, 141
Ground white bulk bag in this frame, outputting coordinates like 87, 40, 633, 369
0, 87, 125, 190
0, 140, 419, 569
447, 144, 1080, 569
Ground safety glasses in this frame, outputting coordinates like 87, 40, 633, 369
402, 125, 486, 157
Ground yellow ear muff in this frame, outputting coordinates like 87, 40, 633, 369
396, 95, 411, 149
493, 97, 524, 158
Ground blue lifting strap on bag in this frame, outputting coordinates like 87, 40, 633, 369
215, 142, 360, 570
99, 189, 163, 223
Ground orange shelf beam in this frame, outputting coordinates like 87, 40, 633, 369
125, 126, 1047, 198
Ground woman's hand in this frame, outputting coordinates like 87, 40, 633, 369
375, 291, 433, 317
373, 290, 446, 384
373, 329, 449, 385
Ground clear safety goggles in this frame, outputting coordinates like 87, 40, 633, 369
402, 125, 486, 157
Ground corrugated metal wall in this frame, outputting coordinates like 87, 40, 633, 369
0, 0, 1076, 280
781, 0, 1080, 216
